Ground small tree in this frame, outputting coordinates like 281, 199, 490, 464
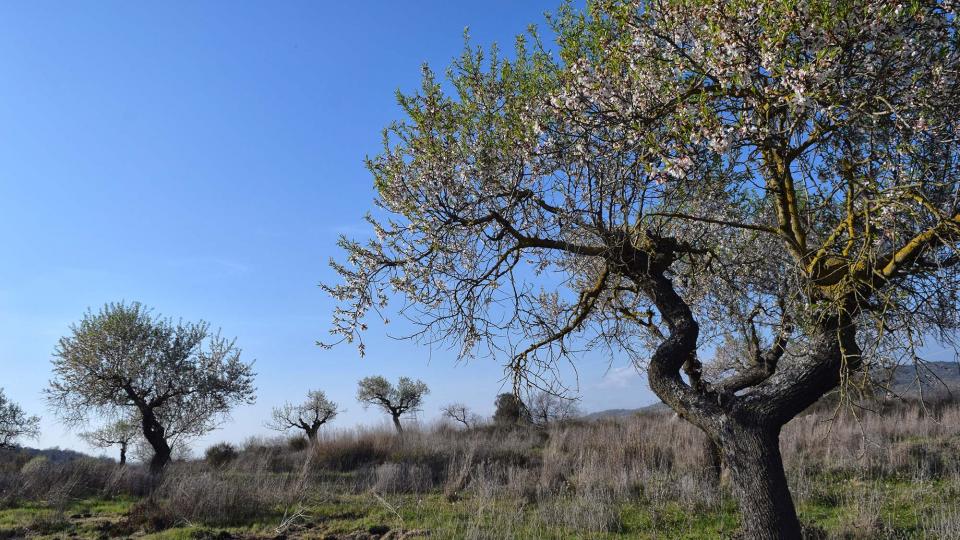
0, 389, 40, 448
440, 402, 478, 429
267, 390, 338, 441
356, 376, 428, 433
47, 302, 256, 473
528, 391, 580, 427
492, 393, 530, 426
80, 418, 138, 464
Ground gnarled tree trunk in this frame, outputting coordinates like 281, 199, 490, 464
391, 413, 403, 434
633, 240, 859, 539
139, 407, 172, 474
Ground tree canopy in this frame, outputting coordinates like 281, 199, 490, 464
267, 390, 339, 441
356, 376, 429, 433
48, 302, 256, 472
0, 389, 40, 448
80, 418, 139, 464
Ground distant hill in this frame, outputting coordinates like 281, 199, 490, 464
0, 446, 91, 472
18, 446, 90, 463
584, 361, 960, 420
880, 360, 960, 399
583, 402, 669, 421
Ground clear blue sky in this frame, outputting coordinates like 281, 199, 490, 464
0, 1, 656, 455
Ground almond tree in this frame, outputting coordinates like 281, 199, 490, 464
440, 402, 479, 428
48, 302, 256, 473
356, 376, 428, 433
80, 418, 138, 464
267, 390, 339, 441
0, 388, 40, 448
528, 391, 580, 427
324, 1, 960, 537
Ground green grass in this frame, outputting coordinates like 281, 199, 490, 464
0, 496, 135, 539
1, 474, 958, 539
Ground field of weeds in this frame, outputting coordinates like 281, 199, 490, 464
0, 402, 958, 539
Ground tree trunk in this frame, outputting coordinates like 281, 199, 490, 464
147, 438, 171, 474
148, 441, 171, 474
139, 407, 171, 474
719, 425, 802, 540
305, 426, 319, 442
119, 442, 127, 465
391, 414, 403, 434
631, 244, 853, 540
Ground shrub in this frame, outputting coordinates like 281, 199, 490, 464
287, 436, 309, 452
204, 443, 238, 468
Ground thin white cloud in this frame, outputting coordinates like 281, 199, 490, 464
597, 364, 642, 390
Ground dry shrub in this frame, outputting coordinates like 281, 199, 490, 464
310, 429, 396, 471
536, 493, 622, 534
204, 442, 239, 468
372, 462, 434, 493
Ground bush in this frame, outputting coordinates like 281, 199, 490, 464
204, 443, 238, 468
287, 436, 309, 452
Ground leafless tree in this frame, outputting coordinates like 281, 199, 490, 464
80, 418, 138, 464
323, 1, 960, 536
0, 389, 39, 448
356, 376, 428, 434
528, 391, 580, 427
267, 390, 338, 441
440, 402, 478, 429
47, 302, 256, 473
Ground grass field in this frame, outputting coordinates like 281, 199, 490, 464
0, 402, 958, 539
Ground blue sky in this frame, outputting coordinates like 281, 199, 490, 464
0, 1, 657, 454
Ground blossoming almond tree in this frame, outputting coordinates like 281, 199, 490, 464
324, 1, 960, 537
267, 390, 339, 441
48, 302, 256, 474
0, 389, 40, 448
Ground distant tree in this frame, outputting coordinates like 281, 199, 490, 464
0, 389, 39, 448
80, 418, 138, 464
440, 402, 479, 429
528, 391, 580, 427
492, 393, 530, 426
47, 302, 256, 473
267, 390, 339, 441
356, 376, 428, 433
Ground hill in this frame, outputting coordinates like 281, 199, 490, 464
881, 360, 960, 399
584, 361, 960, 420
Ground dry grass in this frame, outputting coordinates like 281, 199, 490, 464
0, 401, 957, 538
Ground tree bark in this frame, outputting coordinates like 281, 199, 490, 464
119, 442, 127, 465
703, 435, 722, 486
139, 407, 171, 474
305, 426, 319, 442
391, 413, 403, 434
148, 439, 171, 474
718, 424, 802, 540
